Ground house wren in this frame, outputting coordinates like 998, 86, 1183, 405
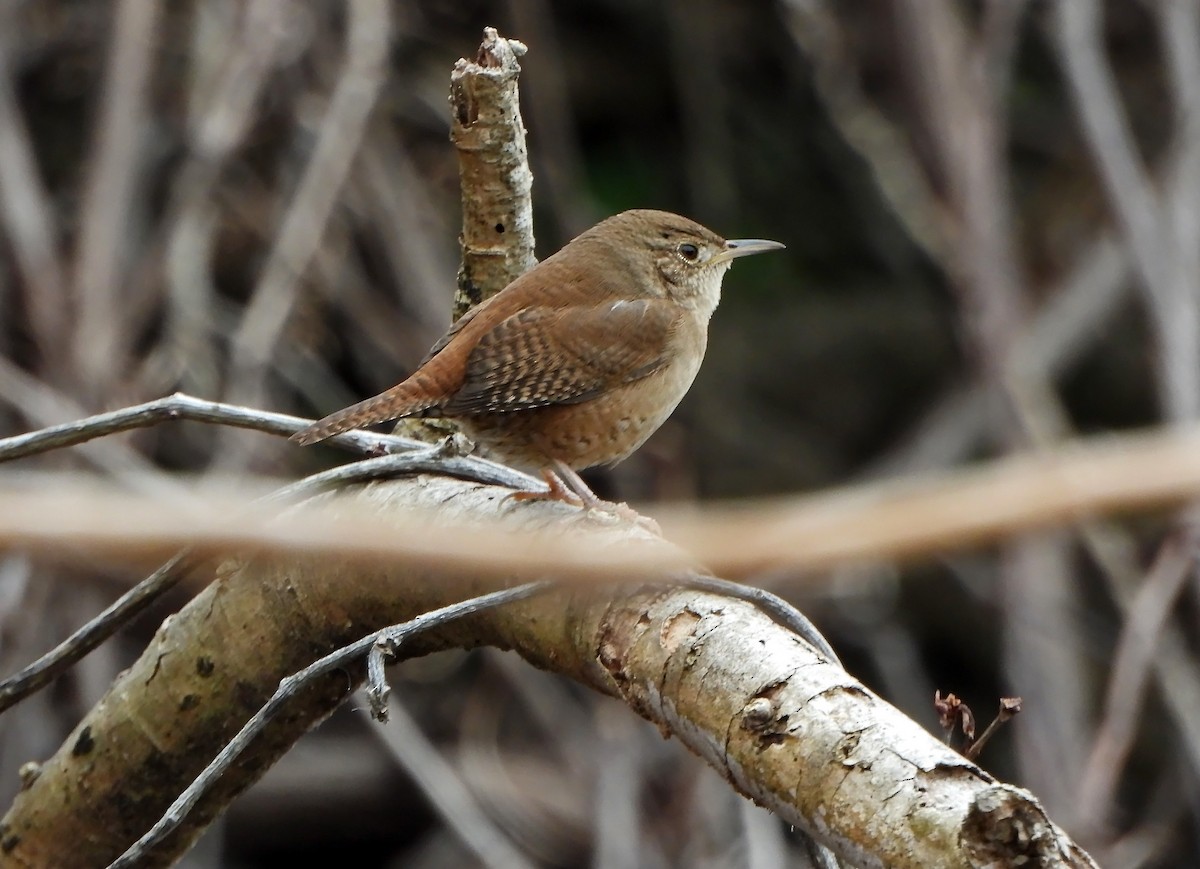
291, 209, 783, 502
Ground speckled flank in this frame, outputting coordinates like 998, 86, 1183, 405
459, 338, 702, 471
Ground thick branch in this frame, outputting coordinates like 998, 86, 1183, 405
0, 477, 1095, 868
449, 27, 537, 316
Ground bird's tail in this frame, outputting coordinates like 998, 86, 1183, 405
290, 380, 440, 446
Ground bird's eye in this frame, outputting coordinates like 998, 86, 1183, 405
678, 242, 700, 261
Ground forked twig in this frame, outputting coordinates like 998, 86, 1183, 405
0, 391, 540, 489
107, 581, 553, 869
0, 396, 543, 712
0, 392, 399, 462
0, 551, 196, 714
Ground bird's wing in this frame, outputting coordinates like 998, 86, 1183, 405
443, 298, 680, 414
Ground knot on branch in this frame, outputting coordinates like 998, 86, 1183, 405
962, 785, 1063, 864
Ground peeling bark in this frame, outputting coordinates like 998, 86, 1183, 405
449, 27, 537, 318
0, 476, 1096, 868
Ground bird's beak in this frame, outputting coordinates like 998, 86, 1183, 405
717, 238, 786, 263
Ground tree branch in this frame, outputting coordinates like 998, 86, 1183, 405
0, 435, 534, 715
0, 476, 1096, 868
3, 422, 1200, 578
450, 27, 537, 317
106, 582, 552, 869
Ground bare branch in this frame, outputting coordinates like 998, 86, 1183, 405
0, 551, 194, 715
1075, 532, 1194, 834
0, 392, 537, 498
0, 356, 167, 480
0, 438, 531, 714
2, 424, 1200, 579
1, 483, 1096, 866
1055, 0, 1200, 421
106, 582, 553, 869
225, 0, 391, 417
0, 17, 68, 372
0, 392, 400, 463
71, 0, 161, 398
450, 27, 537, 316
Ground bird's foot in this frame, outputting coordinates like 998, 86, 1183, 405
507, 469, 586, 507
507, 462, 661, 535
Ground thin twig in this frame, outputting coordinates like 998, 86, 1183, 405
0, 391, 543, 495
1056, 0, 1199, 421
361, 696, 535, 869
1075, 532, 1194, 833
671, 573, 840, 664
0, 439, 522, 714
0, 551, 196, 714
963, 697, 1022, 762
106, 581, 553, 869
0, 391, 535, 496
0, 392, 377, 462
0, 17, 69, 375
224, 0, 391, 419
0, 356, 170, 482
71, 0, 161, 397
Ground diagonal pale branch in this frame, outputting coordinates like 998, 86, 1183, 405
0, 476, 1097, 868
1075, 531, 1194, 834
1055, 0, 1200, 422
1, 422, 1200, 579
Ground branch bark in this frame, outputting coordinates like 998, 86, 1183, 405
0, 476, 1096, 868
449, 27, 536, 318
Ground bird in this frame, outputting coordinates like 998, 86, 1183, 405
291, 209, 784, 504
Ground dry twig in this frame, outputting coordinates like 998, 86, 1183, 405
107, 582, 552, 869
